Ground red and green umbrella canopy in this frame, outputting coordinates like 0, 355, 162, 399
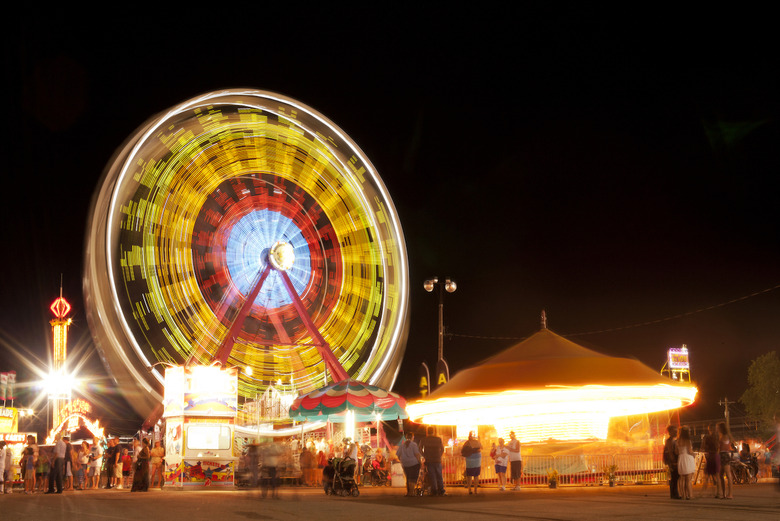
289, 379, 408, 423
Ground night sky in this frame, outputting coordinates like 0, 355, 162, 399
3, 10, 779, 433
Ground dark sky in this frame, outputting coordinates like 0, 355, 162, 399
2, 10, 779, 432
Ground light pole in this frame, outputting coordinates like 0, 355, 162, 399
424, 277, 457, 390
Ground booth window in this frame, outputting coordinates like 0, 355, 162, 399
186, 425, 231, 450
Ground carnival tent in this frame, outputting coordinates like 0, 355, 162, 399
407, 325, 697, 442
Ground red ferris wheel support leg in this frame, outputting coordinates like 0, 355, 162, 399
211, 262, 349, 383
213, 264, 272, 367
278, 270, 349, 382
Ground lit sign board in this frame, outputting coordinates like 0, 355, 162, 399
2, 432, 26, 443
164, 365, 238, 418
668, 346, 689, 370
59, 399, 92, 419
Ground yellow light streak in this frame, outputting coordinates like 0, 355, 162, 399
407, 384, 697, 443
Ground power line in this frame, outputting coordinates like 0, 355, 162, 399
449, 282, 780, 341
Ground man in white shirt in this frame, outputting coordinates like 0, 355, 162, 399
46, 434, 66, 493
88, 437, 103, 490
507, 431, 523, 491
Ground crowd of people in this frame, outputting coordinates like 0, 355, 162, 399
664, 421, 743, 500
0, 433, 162, 495
4, 422, 772, 498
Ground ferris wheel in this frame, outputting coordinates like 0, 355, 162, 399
84, 89, 409, 419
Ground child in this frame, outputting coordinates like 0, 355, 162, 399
122, 448, 132, 488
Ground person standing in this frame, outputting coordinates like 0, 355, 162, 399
88, 437, 103, 490
676, 427, 695, 500
717, 422, 734, 499
247, 443, 260, 487
25, 435, 39, 490
130, 439, 140, 486
149, 441, 164, 489
46, 433, 65, 494
0, 441, 6, 494
104, 438, 118, 489
77, 441, 90, 490
3, 440, 12, 494
35, 449, 49, 492
507, 431, 522, 490
26, 435, 39, 467
70, 442, 82, 491
493, 438, 510, 491
462, 431, 482, 495
397, 432, 422, 497
260, 441, 283, 499
22, 445, 35, 494
63, 436, 74, 491
115, 442, 125, 489
121, 449, 132, 489
419, 426, 445, 496
701, 424, 722, 498
663, 425, 681, 499
299, 445, 314, 486
131, 439, 150, 492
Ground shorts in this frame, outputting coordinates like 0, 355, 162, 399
719, 452, 732, 467
495, 464, 507, 474
510, 460, 523, 480
89, 467, 99, 477
465, 466, 481, 477
114, 464, 122, 478
66, 462, 73, 477
123, 470, 130, 477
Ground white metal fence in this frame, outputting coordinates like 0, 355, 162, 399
442, 452, 670, 487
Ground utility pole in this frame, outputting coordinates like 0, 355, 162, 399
719, 397, 735, 434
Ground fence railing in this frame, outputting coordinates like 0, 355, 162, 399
442, 452, 670, 487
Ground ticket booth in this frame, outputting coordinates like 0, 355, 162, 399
162, 365, 238, 488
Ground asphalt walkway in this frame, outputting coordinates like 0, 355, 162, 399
1, 483, 778, 520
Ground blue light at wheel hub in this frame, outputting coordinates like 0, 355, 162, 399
226, 210, 311, 309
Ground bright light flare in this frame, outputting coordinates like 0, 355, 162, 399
407, 384, 697, 443
44, 370, 76, 399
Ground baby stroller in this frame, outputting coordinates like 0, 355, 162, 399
324, 457, 359, 497
363, 457, 388, 487
414, 463, 430, 496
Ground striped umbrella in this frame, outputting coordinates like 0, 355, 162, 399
289, 379, 408, 423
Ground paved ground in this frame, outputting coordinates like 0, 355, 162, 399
1, 483, 778, 520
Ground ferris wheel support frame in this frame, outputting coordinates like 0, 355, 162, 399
212, 261, 349, 382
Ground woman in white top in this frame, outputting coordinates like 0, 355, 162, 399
492, 438, 510, 491
676, 427, 695, 499
77, 442, 90, 490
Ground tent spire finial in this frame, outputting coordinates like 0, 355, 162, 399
541, 309, 547, 329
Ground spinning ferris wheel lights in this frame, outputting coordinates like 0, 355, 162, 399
85, 90, 410, 418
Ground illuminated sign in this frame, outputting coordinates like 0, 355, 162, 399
2, 432, 27, 443
435, 359, 449, 389
59, 399, 92, 418
46, 400, 103, 444
668, 346, 689, 370
50, 297, 71, 318
419, 362, 430, 397
164, 365, 238, 418
46, 413, 105, 444
0, 407, 18, 432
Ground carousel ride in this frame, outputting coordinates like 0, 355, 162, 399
84, 89, 410, 437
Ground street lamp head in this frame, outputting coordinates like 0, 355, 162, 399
424, 279, 436, 292
445, 279, 457, 293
